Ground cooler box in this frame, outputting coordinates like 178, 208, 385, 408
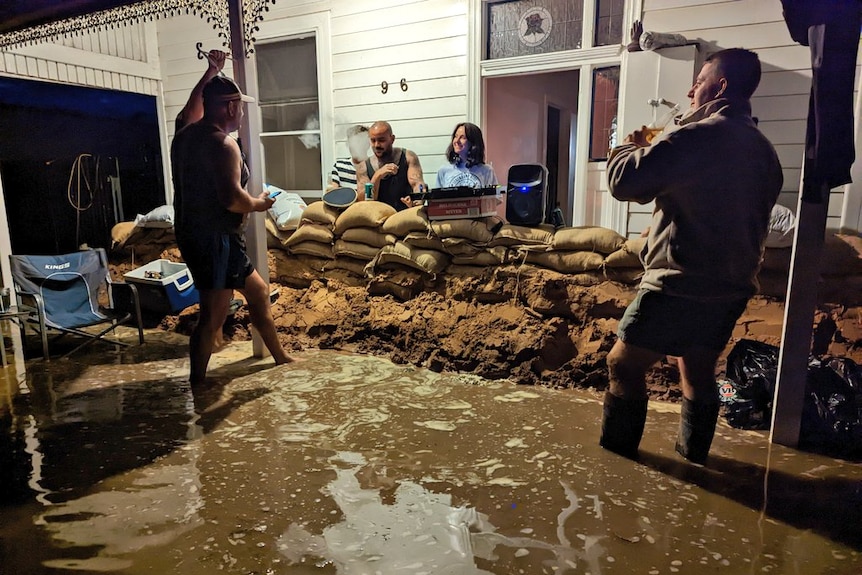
124, 260, 200, 314
425, 186, 501, 221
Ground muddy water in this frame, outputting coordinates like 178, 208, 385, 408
1, 334, 860, 575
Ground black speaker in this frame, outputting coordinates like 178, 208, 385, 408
506, 164, 548, 226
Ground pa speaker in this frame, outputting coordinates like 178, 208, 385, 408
506, 164, 548, 227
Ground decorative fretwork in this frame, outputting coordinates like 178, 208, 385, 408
0, 0, 276, 56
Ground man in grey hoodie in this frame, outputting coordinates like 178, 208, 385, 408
601, 48, 783, 464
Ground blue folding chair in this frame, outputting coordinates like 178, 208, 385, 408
9, 248, 144, 360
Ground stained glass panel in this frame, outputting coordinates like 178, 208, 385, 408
487, 0, 584, 59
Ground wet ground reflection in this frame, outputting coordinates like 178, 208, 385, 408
0, 334, 860, 574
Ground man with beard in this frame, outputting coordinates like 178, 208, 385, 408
356, 121, 425, 211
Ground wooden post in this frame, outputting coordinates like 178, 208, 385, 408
770, 181, 830, 446
228, 0, 269, 358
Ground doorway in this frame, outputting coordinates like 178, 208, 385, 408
484, 70, 578, 225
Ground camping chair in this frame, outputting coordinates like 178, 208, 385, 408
9, 248, 144, 360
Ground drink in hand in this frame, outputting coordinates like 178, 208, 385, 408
645, 103, 681, 143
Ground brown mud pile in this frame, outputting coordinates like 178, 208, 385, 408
114, 248, 862, 402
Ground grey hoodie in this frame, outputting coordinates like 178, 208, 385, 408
607, 98, 783, 300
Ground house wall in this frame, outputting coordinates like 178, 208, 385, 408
0, 0, 858, 244
156, 0, 470, 197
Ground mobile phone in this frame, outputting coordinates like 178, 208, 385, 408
268, 190, 282, 199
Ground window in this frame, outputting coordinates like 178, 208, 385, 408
594, 0, 624, 46
485, 0, 624, 60
255, 35, 322, 192
590, 66, 619, 161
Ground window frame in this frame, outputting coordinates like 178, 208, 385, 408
253, 12, 334, 200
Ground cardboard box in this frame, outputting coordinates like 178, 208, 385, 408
426, 194, 501, 221
124, 260, 200, 314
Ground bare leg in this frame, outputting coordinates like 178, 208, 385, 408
677, 346, 722, 402
238, 270, 291, 364
606, 339, 664, 400
190, 288, 233, 385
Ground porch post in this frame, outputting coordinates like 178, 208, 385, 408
228, 0, 268, 358
770, 184, 829, 446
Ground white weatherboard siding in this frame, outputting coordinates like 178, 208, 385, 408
329, 0, 470, 186
0, 23, 160, 93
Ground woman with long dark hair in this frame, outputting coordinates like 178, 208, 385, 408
435, 122, 497, 188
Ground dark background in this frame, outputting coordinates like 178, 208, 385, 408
0, 76, 165, 254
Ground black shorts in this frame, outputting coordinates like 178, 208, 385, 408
178, 232, 254, 290
617, 289, 748, 356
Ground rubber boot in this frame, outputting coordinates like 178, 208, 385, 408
675, 398, 720, 465
599, 392, 648, 459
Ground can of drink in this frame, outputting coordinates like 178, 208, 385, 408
364, 182, 373, 200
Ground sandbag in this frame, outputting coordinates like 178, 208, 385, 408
380, 206, 429, 236
333, 239, 381, 261
525, 250, 604, 273
369, 241, 450, 277
288, 240, 334, 259
324, 256, 369, 277
340, 227, 397, 248
604, 238, 646, 268
552, 226, 626, 254
264, 216, 292, 248
488, 224, 554, 248
430, 218, 495, 243
402, 231, 446, 252
451, 249, 506, 267
820, 234, 862, 276
334, 201, 397, 235
284, 223, 334, 247
301, 201, 340, 227
441, 237, 483, 257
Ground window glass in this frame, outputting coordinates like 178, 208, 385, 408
594, 0, 624, 46
590, 66, 619, 161
261, 135, 322, 191
486, 0, 584, 59
255, 36, 322, 191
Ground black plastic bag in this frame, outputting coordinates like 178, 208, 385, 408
720, 339, 779, 429
800, 357, 862, 459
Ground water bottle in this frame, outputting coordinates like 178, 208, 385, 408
364, 182, 373, 200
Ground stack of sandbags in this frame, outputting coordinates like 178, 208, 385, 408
602, 236, 646, 284
431, 216, 504, 264
110, 221, 177, 264
368, 206, 450, 279
817, 234, 862, 304
757, 233, 862, 300
522, 226, 625, 285
326, 201, 397, 276
283, 201, 339, 260
481, 223, 554, 269
265, 217, 293, 249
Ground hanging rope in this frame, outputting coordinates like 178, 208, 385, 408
66, 153, 97, 249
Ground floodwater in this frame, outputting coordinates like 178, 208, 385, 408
1, 331, 861, 575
